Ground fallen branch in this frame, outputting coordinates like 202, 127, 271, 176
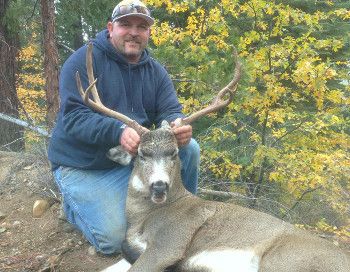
198, 188, 247, 199
0, 112, 50, 137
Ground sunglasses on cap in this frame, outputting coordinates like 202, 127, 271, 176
112, 4, 151, 22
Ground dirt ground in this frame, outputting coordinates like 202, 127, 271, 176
0, 151, 119, 272
1, 150, 349, 272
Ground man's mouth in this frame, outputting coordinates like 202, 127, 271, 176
125, 40, 140, 46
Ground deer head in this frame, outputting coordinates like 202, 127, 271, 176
129, 120, 180, 204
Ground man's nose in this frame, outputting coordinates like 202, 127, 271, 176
129, 26, 140, 36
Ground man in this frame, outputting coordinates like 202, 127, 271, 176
48, 0, 199, 255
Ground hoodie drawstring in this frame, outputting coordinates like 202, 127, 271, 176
128, 64, 134, 112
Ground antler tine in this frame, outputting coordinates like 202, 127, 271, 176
75, 71, 98, 106
179, 49, 242, 126
75, 43, 149, 136
86, 43, 102, 104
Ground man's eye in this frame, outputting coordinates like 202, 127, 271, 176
138, 25, 148, 31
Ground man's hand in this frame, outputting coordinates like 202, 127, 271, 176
120, 127, 140, 156
171, 118, 192, 147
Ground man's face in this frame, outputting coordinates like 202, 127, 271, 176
107, 16, 150, 63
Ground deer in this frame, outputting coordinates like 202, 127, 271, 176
77, 43, 350, 272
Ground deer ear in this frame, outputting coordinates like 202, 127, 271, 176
161, 120, 171, 129
106, 146, 133, 165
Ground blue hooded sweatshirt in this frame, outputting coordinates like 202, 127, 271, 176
48, 29, 184, 170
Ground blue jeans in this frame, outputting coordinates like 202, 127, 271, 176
53, 139, 199, 254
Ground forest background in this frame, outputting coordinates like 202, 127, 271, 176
0, 0, 349, 241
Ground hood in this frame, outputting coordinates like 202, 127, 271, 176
92, 29, 151, 69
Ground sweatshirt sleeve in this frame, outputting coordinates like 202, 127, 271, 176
154, 66, 185, 127
59, 46, 124, 147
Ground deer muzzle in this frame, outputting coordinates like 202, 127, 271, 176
150, 181, 169, 204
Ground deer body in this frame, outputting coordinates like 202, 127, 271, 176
77, 44, 349, 272
121, 123, 350, 272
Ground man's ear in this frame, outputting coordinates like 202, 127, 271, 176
107, 21, 113, 35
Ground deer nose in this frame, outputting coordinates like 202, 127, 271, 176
151, 181, 168, 194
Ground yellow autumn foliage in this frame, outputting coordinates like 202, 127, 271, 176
143, 0, 349, 237
17, 43, 46, 143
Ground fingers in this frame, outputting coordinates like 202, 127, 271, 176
170, 118, 182, 128
172, 124, 192, 147
120, 127, 140, 156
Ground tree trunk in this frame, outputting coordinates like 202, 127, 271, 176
0, 0, 24, 151
41, 0, 59, 128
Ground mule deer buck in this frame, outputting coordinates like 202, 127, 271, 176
77, 43, 350, 272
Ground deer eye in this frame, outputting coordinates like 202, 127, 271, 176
169, 148, 178, 160
138, 149, 153, 161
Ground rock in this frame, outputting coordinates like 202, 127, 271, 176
35, 254, 46, 262
0, 227, 6, 233
13, 220, 21, 227
1, 222, 10, 228
88, 246, 96, 256
33, 199, 50, 218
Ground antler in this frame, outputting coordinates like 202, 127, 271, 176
76, 43, 241, 134
176, 49, 242, 127
75, 43, 149, 136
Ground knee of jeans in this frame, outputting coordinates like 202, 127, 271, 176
94, 223, 127, 255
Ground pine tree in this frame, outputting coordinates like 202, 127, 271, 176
0, 0, 24, 151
